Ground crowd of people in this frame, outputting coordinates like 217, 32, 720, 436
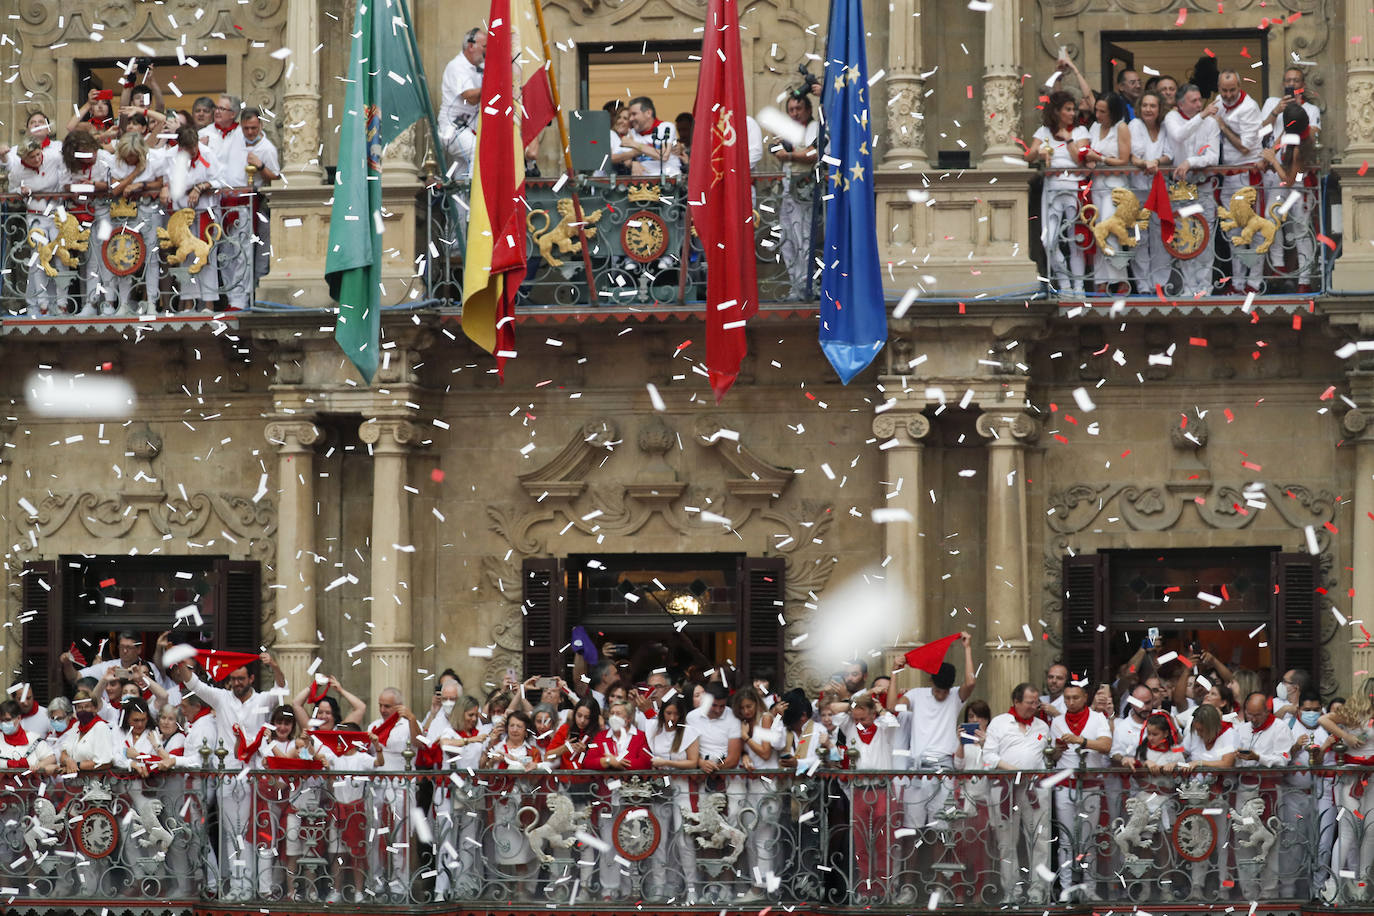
1027, 60, 1321, 298
3, 628, 1369, 907
0, 61, 278, 317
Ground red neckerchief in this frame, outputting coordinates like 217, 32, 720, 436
371, 711, 401, 745
21, 700, 39, 718
90, 116, 112, 131
1179, 110, 1193, 121
38, 136, 51, 149
855, 721, 878, 744
1253, 713, 1277, 732
191, 706, 213, 724
1063, 707, 1091, 736
457, 728, 479, 738
214, 122, 239, 139
233, 724, 268, 763
1147, 738, 1174, 753
3, 726, 28, 747
1218, 721, 1233, 735
1202, 721, 1233, 749
77, 714, 102, 736
1009, 706, 1038, 728
1224, 92, 1248, 113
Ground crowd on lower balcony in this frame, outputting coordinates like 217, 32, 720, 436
0, 62, 276, 319
1029, 59, 1326, 299
3, 629, 1370, 909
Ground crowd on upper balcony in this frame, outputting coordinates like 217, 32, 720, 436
0, 60, 279, 318
3, 626, 1369, 907
1026, 56, 1322, 299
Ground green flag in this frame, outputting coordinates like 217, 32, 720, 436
325, 0, 433, 383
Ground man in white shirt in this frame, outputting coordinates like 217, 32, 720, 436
199, 94, 253, 311
1208, 70, 1264, 293
369, 687, 413, 897
438, 28, 485, 179
7, 139, 71, 317
1164, 84, 1222, 297
898, 633, 976, 829
1044, 663, 1069, 715
1110, 683, 1158, 767
685, 683, 745, 828
1260, 68, 1321, 141
773, 92, 820, 300
1233, 691, 1291, 895
240, 106, 280, 282
625, 96, 682, 178
1048, 684, 1111, 899
984, 683, 1052, 904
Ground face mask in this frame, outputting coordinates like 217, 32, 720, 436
1275, 683, 1288, 702
441, 700, 456, 714
0, 721, 16, 736
52, 718, 70, 732
1301, 710, 1321, 728
76, 710, 96, 726
608, 714, 626, 733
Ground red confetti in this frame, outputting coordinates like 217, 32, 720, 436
1176, 7, 1188, 23
674, 339, 693, 353
1204, 47, 1215, 57
100, 578, 116, 588
1326, 521, 1340, 533
1240, 46, 1249, 57
430, 469, 445, 483
1320, 386, 1336, 400
1120, 449, 1131, 457
1318, 233, 1337, 250
1362, 162, 1371, 176
1242, 460, 1262, 471
1221, 584, 1230, 601
805, 392, 816, 401
1224, 409, 1234, 422
1293, 314, 1302, 330
1189, 337, 1208, 347
1053, 434, 1068, 443
967, 85, 974, 99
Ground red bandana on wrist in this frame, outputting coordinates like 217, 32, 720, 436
1062, 707, 1091, 735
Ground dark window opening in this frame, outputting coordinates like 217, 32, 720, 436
1099, 30, 1270, 100
579, 41, 701, 124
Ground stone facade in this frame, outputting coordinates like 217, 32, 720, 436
0, 0, 1368, 713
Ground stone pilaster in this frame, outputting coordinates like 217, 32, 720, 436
883, 0, 929, 168
359, 418, 423, 708
280, 0, 324, 180
1334, 0, 1374, 288
979, 0, 1024, 167
1343, 402, 1374, 685
871, 412, 931, 646
265, 420, 322, 696
383, 123, 420, 186
977, 410, 1039, 708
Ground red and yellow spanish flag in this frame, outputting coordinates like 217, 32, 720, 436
462, 0, 553, 373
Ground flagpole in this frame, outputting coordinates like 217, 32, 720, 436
396, 0, 452, 179
529, 0, 599, 303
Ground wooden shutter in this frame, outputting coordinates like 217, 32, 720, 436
1272, 552, 1321, 689
738, 556, 786, 685
1061, 553, 1108, 685
20, 560, 60, 704
215, 559, 262, 653
521, 558, 565, 679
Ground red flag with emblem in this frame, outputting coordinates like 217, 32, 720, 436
688, 0, 758, 402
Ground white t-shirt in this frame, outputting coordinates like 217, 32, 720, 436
1162, 109, 1220, 172
244, 135, 280, 188
1182, 726, 1237, 764
199, 123, 249, 187
833, 711, 900, 769
899, 686, 962, 766
1048, 709, 1111, 769
685, 706, 740, 762
629, 120, 682, 177
648, 723, 699, 761
1217, 93, 1262, 166
1110, 713, 1150, 762
983, 713, 1049, 770
1234, 717, 1293, 767
439, 52, 482, 129
1033, 124, 1089, 191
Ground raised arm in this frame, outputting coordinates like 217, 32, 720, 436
959, 632, 977, 702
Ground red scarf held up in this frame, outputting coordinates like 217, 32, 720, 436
234, 724, 268, 763
371, 711, 401, 745
1062, 707, 1091, 736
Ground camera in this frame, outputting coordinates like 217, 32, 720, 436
610, 644, 630, 660
796, 61, 821, 94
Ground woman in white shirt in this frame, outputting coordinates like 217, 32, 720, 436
107, 130, 167, 316
952, 700, 993, 902
62, 688, 115, 775
314, 724, 380, 904
1179, 704, 1236, 892
1083, 92, 1133, 294
647, 696, 700, 902
1320, 691, 1374, 897
1025, 90, 1089, 297
733, 687, 783, 900
157, 124, 223, 311
1128, 91, 1173, 294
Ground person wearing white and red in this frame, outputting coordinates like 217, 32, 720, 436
647, 696, 701, 902
61, 689, 115, 774
159, 124, 224, 311
314, 724, 379, 903
625, 96, 682, 178
198, 95, 252, 310
1320, 699, 1374, 899
984, 683, 1052, 904
108, 129, 168, 316
176, 691, 219, 767
6, 137, 69, 317
430, 696, 487, 901
899, 633, 977, 830
240, 107, 279, 283
366, 686, 414, 898
734, 686, 785, 899
1178, 704, 1236, 892
60, 128, 118, 317
1163, 84, 1221, 296
0, 699, 55, 772
1235, 691, 1293, 768
42, 696, 74, 759
484, 710, 543, 895
833, 694, 900, 901
438, 27, 485, 180
1259, 104, 1319, 293
1047, 683, 1110, 897
1260, 67, 1321, 142
1208, 70, 1264, 292
1025, 91, 1088, 297
13, 684, 51, 742
1286, 691, 1335, 894
586, 699, 652, 898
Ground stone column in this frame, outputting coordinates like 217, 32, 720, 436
359, 418, 423, 707
883, 0, 930, 169
265, 420, 322, 696
871, 412, 931, 643
977, 410, 1039, 709
280, 0, 324, 180
979, 0, 1024, 167
383, 124, 421, 186
1335, 0, 1374, 289
1344, 405, 1374, 683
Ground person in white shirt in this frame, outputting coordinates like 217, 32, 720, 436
647, 696, 701, 902
107, 130, 167, 316
984, 683, 1053, 903
1163, 84, 1221, 296
898, 633, 976, 831
733, 686, 784, 899
1177, 703, 1236, 892
60, 129, 118, 317
1025, 90, 1089, 297
13, 684, 50, 742
0, 699, 56, 773
1288, 692, 1336, 893
1047, 684, 1111, 898
241, 107, 280, 284
433, 696, 488, 900
1044, 663, 1070, 715
315, 724, 380, 904
1083, 92, 1133, 293
159, 124, 225, 312
367, 687, 414, 897
61, 689, 115, 775
773, 92, 821, 301
1233, 691, 1292, 896
1128, 91, 1174, 294
625, 96, 682, 178
42, 696, 73, 759
1209, 70, 1265, 293
1319, 694, 1374, 899
1260, 67, 1321, 142
198, 95, 254, 311
832, 694, 900, 901
438, 27, 485, 180
7, 138, 70, 317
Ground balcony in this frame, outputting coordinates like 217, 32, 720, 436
3, 763, 1353, 914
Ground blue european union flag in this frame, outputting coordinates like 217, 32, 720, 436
818, 0, 886, 384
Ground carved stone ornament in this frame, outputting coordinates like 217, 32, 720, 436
885, 81, 927, 156
871, 413, 931, 441
1343, 408, 1370, 437
280, 95, 322, 170
981, 76, 1021, 151
359, 418, 424, 449
1170, 414, 1209, 451
976, 411, 1040, 442
265, 420, 323, 451
1347, 78, 1374, 149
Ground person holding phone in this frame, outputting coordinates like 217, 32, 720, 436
1048, 683, 1111, 899
66, 88, 117, 140
1260, 67, 1321, 141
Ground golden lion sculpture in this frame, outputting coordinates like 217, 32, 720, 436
1084, 186, 1150, 254
527, 198, 602, 268
1218, 186, 1284, 255
157, 207, 221, 274
28, 210, 90, 278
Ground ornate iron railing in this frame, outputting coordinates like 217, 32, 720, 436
423, 172, 819, 309
0, 764, 1355, 911
1031, 166, 1330, 300
0, 189, 258, 319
